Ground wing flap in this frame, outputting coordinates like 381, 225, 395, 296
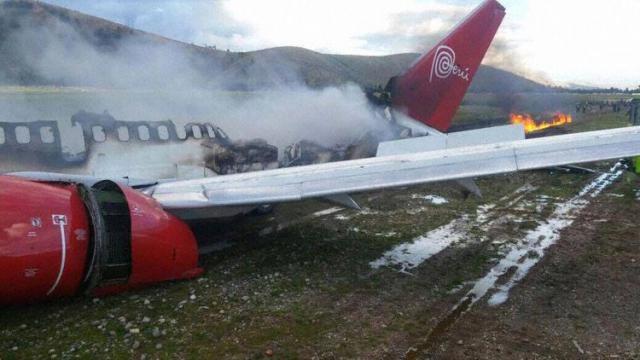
204, 183, 303, 207
150, 126, 640, 209
515, 128, 639, 169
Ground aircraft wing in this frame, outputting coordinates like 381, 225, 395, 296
147, 126, 640, 212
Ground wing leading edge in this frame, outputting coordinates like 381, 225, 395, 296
148, 126, 640, 213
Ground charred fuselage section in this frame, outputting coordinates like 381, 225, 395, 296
202, 139, 278, 175
0, 111, 281, 175
282, 132, 380, 168
0, 110, 399, 176
70, 111, 230, 147
0, 120, 84, 168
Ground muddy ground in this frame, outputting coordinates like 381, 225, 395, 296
1, 111, 639, 359
421, 171, 640, 359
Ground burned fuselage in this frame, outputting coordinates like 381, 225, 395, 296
0, 111, 280, 179
0, 120, 85, 170
282, 132, 389, 168
203, 138, 278, 175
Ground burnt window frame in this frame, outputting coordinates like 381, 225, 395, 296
117, 126, 130, 142
191, 125, 203, 139
205, 124, 216, 139
92, 125, 107, 143
137, 125, 151, 141
39, 126, 55, 144
157, 125, 170, 141
15, 126, 31, 144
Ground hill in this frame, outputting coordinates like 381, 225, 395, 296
0, 0, 549, 92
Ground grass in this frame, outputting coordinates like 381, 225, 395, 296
1, 88, 638, 358
0, 179, 529, 358
1, 170, 631, 358
569, 113, 630, 132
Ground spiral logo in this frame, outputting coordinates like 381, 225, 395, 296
430, 45, 456, 82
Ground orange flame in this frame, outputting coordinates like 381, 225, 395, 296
510, 112, 572, 134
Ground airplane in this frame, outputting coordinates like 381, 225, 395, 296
2, 0, 640, 305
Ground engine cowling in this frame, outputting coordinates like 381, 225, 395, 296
0, 176, 90, 304
0, 176, 203, 305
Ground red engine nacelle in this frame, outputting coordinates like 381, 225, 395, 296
0, 176, 203, 305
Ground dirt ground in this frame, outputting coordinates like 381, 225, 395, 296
422, 174, 640, 359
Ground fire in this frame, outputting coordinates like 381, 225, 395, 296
510, 112, 573, 134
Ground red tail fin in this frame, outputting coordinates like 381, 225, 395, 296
390, 0, 505, 132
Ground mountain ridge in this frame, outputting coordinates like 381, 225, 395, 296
0, 0, 549, 93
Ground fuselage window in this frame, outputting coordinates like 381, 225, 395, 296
216, 127, 229, 140
15, 126, 30, 144
191, 125, 202, 139
157, 125, 170, 141
137, 125, 150, 141
175, 125, 187, 140
206, 124, 216, 138
92, 126, 106, 142
117, 126, 130, 141
40, 127, 55, 144
0, 127, 4, 144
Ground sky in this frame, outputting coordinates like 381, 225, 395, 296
44, 0, 640, 88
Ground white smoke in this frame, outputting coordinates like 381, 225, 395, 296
6, 16, 208, 89
0, 6, 392, 155
216, 85, 389, 148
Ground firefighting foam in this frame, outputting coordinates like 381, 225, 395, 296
510, 112, 572, 134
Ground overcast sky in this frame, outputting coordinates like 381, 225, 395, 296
45, 0, 640, 88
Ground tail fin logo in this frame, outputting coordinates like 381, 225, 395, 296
429, 45, 470, 83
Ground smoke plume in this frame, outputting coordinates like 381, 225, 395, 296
361, 3, 548, 85
0, 2, 391, 152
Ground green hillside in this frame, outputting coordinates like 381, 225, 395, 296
0, 0, 549, 92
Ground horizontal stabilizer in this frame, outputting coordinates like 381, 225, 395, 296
377, 124, 525, 156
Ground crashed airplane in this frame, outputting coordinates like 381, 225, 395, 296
0, 110, 280, 177
2, 0, 640, 305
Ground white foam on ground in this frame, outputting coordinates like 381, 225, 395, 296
484, 199, 587, 306
373, 161, 625, 312
412, 194, 449, 205
475, 162, 625, 307
534, 195, 556, 213
357, 208, 380, 216
312, 207, 343, 217
475, 204, 496, 224
370, 218, 467, 271
477, 184, 538, 224
426, 195, 449, 205
371, 184, 538, 271
406, 207, 427, 215
375, 231, 398, 238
